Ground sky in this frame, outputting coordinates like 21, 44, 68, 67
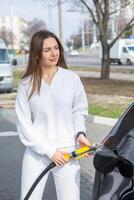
0, 0, 86, 46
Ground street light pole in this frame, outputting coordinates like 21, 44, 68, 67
58, 0, 63, 44
9, 0, 14, 50
47, 0, 54, 32
81, 5, 85, 51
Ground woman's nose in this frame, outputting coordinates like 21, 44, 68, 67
51, 49, 56, 56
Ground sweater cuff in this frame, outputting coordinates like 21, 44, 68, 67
76, 131, 86, 139
46, 147, 57, 159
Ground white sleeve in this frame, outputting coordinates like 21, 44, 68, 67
15, 83, 56, 159
72, 76, 88, 137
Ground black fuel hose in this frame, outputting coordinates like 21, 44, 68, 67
24, 162, 56, 200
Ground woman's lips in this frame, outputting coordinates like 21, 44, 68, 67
49, 58, 58, 62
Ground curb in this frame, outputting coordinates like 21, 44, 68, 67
93, 115, 118, 126
87, 115, 118, 126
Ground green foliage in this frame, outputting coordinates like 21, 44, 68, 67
13, 68, 24, 90
89, 104, 125, 119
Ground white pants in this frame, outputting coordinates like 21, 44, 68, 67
20, 147, 80, 200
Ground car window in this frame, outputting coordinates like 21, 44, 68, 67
0, 49, 10, 64
123, 47, 128, 53
128, 46, 134, 52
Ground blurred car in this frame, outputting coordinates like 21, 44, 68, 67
68, 50, 79, 56
0, 39, 13, 93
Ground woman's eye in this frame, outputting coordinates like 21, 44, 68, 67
43, 49, 49, 52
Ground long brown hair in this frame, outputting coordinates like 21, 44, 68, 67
22, 30, 68, 99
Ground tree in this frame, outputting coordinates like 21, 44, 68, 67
117, 10, 133, 38
66, 35, 82, 50
22, 18, 47, 46
70, 0, 134, 79
70, 34, 82, 49
0, 27, 15, 48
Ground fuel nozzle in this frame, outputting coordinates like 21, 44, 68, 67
64, 144, 101, 161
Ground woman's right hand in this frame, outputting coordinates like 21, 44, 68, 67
51, 149, 68, 166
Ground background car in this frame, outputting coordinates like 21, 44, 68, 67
0, 39, 13, 93
68, 50, 79, 56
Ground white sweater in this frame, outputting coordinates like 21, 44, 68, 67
15, 67, 88, 159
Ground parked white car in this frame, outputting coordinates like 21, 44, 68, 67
0, 39, 13, 92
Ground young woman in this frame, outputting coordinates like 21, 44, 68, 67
15, 30, 91, 200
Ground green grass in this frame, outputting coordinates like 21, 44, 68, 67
89, 104, 126, 118
13, 68, 24, 90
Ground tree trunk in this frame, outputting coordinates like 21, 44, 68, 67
101, 58, 110, 79
101, 43, 110, 79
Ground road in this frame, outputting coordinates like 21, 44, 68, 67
66, 53, 101, 68
0, 109, 112, 200
66, 54, 134, 69
16, 53, 134, 69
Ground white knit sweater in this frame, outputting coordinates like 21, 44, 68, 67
15, 67, 88, 158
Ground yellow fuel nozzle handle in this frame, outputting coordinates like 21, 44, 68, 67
64, 145, 99, 161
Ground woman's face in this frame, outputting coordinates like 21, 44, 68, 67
41, 37, 60, 68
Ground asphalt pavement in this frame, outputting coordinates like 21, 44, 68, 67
0, 108, 113, 200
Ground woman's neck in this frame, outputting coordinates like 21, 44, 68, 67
42, 66, 58, 82
42, 66, 58, 75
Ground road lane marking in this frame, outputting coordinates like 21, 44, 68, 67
0, 131, 18, 137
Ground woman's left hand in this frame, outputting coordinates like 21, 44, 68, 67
77, 134, 91, 147
77, 134, 92, 157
